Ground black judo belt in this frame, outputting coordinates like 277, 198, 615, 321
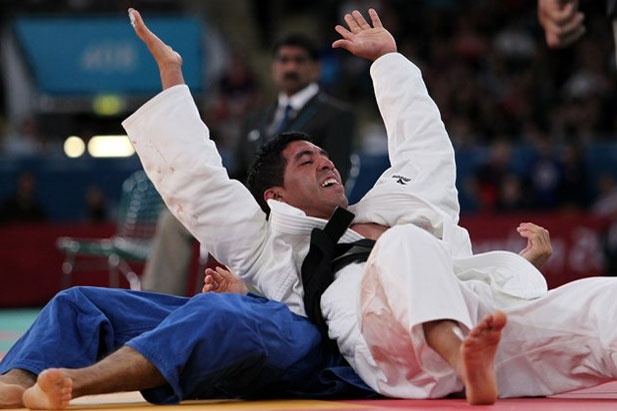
300, 207, 376, 343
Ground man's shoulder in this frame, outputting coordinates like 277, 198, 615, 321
243, 102, 277, 126
311, 92, 354, 114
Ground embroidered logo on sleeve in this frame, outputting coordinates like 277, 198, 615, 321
392, 175, 411, 185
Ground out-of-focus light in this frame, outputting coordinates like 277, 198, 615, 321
92, 94, 125, 116
87, 135, 135, 158
64, 136, 86, 158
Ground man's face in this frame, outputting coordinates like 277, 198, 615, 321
274, 140, 348, 219
272, 45, 320, 96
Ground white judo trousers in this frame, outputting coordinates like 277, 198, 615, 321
355, 224, 617, 398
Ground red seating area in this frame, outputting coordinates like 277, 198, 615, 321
0, 211, 611, 308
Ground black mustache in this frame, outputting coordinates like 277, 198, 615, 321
283, 72, 300, 81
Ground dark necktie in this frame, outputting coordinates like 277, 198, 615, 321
275, 104, 293, 134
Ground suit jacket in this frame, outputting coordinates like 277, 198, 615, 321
233, 91, 356, 183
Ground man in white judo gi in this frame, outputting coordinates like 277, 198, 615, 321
18, 7, 617, 409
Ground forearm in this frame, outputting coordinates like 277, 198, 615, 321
370, 53, 459, 217
159, 64, 184, 90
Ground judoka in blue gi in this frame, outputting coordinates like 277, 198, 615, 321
0, 287, 374, 409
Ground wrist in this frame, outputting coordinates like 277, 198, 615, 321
160, 66, 185, 90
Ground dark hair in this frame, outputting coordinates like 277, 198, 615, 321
272, 33, 320, 61
246, 131, 313, 216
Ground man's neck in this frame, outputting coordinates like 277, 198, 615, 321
278, 83, 319, 109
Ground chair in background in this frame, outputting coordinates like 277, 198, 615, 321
56, 170, 164, 290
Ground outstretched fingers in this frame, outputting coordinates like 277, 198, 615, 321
343, 12, 362, 33
129, 9, 154, 45
332, 8, 397, 61
129, 9, 180, 65
367, 8, 383, 28
128, 8, 184, 89
332, 23, 355, 52
352, 10, 371, 30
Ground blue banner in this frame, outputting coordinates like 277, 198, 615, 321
13, 15, 204, 95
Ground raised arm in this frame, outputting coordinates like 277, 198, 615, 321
123, 9, 296, 310
336, 10, 460, 223
129, 8, 184, 89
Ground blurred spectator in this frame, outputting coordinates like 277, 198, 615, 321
0, 171, 47, 224
468, 139, 517, 212
84, 185, 108, 223
592, 173, 617, 275
2, 117, 47, 157
593, 173, 617, 216
497, 172, 532, 212
528, 136, 564, 210
551, 38, 616, 142
205, 49, 261, 169
559, 142, 591, 210
493, 18, 537, 62
0, 0, 615, 219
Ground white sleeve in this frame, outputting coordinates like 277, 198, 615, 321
370, 53, 459, 220
122, 85, 270, 288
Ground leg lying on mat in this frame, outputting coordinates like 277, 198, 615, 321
22, 347, 165, 410
0, 369, 36, 408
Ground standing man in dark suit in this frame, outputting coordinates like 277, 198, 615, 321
233, 34, 356, 183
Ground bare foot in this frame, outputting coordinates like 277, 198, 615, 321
0, 369, 36, 408
460, 311, 507, 405
0, 381, 26, 408
22, 369, 72, 410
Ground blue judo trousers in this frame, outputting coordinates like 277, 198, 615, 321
0, 286, 375, 404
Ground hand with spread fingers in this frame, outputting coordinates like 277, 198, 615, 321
332, 8, 397, 61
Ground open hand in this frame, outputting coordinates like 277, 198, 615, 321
332, 8, 397, 61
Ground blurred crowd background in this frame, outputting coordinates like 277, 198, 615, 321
1, 0, 616, 220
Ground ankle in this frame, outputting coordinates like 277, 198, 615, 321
0, 369, 37, 388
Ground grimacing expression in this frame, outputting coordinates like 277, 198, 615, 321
271, 140, 348, 219
272, 45, 320, 96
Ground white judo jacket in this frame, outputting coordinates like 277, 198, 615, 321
123, 52, 548, 397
